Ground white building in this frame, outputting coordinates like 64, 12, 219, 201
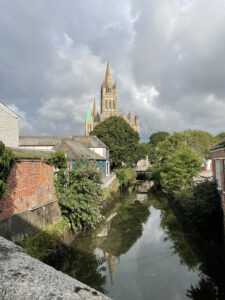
0, 102, 21, 147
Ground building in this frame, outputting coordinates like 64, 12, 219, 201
85, 62, 140, 136
0, 102, 21, 147
19, 135, 110, 177
210, 138, 225, 212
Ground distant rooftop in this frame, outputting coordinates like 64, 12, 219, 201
210, 137, 225, 151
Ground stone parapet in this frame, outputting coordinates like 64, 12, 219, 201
0, 236, 112, 300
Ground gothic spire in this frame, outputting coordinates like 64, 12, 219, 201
86, 106, 93, 122
92, 98, 98, 119
104, 62, 113, 86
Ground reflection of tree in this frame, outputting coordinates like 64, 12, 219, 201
150, 193, 225, 300
102, 201, 150, 256
52, 248, 107, 294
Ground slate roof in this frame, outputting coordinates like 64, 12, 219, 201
54, 138, 105, 160
10, 147, 55, 158
19, 135, 108, 148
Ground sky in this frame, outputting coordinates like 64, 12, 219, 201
1, 0, 225, 140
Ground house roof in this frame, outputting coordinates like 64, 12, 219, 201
73, 136, 108, 148
0, 102, 21, 119
210, 137, 225, 151
10, 147, 55, 158
20, 135, 108, 148
54, 138, 105, 160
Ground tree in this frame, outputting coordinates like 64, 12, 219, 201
0, 141, 16, 200
183, 130, 215, 160
160, 147, 202, 193
90, 116, 146, 166
215, 132, 225, 141
47, 151, 67, 169
149, 131, 170, 146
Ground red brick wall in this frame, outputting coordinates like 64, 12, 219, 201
0, 160, 57, 219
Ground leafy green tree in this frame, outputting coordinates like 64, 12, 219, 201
215, 132, 225, 141
55, 161, 103, 231
47, 151, 67, 169
149, 131, 170, 146
160, 147, 202, 193
183, 130, 215, 160
90, 116, 146, 166
0, 141, 16, 200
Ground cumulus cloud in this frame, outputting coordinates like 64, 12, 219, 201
0, 0, 225, 139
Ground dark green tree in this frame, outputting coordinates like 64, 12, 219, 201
47, 151, 67, 169
0, 141, 16, 200
149, 131, 170, 146
90, 116, 146, 166
215, 132, 225, 141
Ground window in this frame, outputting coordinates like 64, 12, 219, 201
215, 160, 221, 189
113, 100, 115, 109
109, 100, 111, 109
106, 100, 108, 109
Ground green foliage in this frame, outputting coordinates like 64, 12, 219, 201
90, 116, 145, 165
47, 151, 67, 169
17, 218, 69, 261
160, 147, 202, 193
174, 181, 223, 230
55, 161, 103, 231
116, 167, 136, 184
145, 143, 158, 164
149, 131, 170, 146
215, 132, 225, 141
183, 130, 215, 160
0, 141, 16, 200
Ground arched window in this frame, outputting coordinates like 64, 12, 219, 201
113, 100, 115, 109
109, 100, 111, 109
106, 100, 108, 109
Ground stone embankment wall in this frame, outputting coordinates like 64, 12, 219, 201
0, 236, 112, 300
0, 160, 61, 241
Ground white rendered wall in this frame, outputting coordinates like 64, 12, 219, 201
0, 108, 19, 147
89, 147, 106, 159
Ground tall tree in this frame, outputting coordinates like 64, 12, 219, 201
149, 131, 170, 146
90, 116, 146, 166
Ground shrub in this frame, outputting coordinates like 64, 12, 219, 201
46, 151, 67, 169
0, 141, 16, 201
116, 167, 136, 184
55, 161, 103, 231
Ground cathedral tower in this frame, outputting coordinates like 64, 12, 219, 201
85, 107, 93, 136
101, 62, 118, 116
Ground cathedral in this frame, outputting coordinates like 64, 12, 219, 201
85, 62, 140, 136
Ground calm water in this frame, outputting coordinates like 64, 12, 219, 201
49, 181, 225, 300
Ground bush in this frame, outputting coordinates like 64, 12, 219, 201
0, 141, 16, 201
116, 167, 136, 184
55, 161, 103, 231
174, 181, 223, 230
47, 151, 67, 169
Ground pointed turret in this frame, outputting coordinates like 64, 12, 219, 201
92, 98, 98, 120
104, 62, 113, 86
86, 106, 93, 122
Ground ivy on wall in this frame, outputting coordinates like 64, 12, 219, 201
0, 141, 16, 201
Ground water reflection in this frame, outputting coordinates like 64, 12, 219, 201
45, 181, 225, 300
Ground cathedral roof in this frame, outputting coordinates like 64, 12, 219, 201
86, 106, 93, 122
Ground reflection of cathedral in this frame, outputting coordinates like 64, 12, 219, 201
85, 62, 140, 136
104, 251, 118, 284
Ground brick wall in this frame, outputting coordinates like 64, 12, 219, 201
0, 160, 57, 219
211, 148, 225, 212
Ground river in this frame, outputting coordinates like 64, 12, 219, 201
47, 181, 225, 300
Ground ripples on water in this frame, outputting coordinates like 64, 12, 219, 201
47, 181, 225, 300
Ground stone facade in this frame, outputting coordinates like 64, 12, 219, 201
0, 102, 20, 147
85, 62, 140, 136
0, 160, 57, 220
211, 142, 225, 212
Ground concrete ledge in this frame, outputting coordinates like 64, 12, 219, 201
0, 236, 112, 300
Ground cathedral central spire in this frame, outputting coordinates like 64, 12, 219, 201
104, 62, 113, 86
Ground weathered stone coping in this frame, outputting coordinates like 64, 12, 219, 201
0, 236, 112, 300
